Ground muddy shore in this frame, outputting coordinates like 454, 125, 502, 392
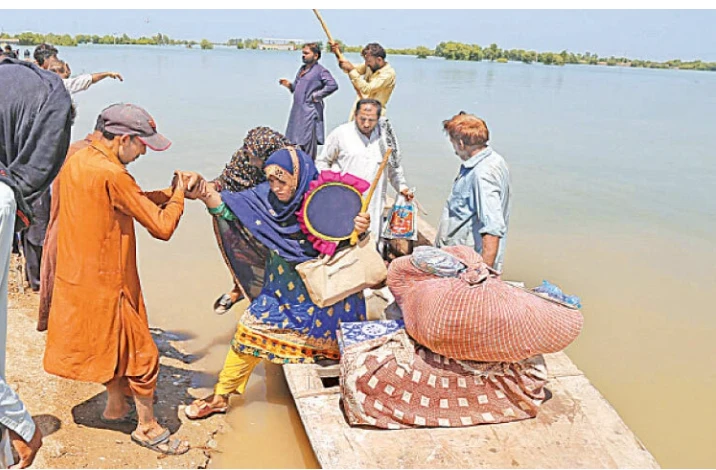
5, 254, 230, 469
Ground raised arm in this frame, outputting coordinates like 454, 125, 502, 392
108, 170, 185, 241
348, 65, 394, 99
91, 71, 123, 84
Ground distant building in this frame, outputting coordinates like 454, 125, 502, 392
258, 38, 304, 51
0, 38, 20, 46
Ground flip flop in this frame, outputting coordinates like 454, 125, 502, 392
100, 407, 138, 425
131, 428, 190, 455
184, 399, 227, 420
213, 293, 243, 315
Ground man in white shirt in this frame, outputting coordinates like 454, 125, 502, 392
316, 98, 412, 241
48, 60, 123, 95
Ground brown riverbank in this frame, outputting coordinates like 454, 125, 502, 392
5, 254, 230, 469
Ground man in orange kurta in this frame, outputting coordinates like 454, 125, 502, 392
43, 103, 192, 455
37, 117, 103, 331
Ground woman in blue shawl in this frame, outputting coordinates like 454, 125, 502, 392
185, 146, 370, 419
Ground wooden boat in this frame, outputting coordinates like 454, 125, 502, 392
283, 213, 659, 469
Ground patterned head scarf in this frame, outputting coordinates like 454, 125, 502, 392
214, 126, 292, 192
264, 146, 300, 195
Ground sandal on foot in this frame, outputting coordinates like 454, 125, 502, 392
131, 428, 190, 455
100, 407, 138, 425
213, 293, 242, 315
184, 399, 227, 420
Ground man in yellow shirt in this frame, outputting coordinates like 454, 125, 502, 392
331, 42, 396, 119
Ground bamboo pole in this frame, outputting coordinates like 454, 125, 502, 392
312, 9, 345, 61
350, 148, 392, 245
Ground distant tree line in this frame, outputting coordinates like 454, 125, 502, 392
405, 41, 716, 72
325, 39, 716, 72
2, 31, 714, 72
0, 31, 197, 47
227, 38, 261, 49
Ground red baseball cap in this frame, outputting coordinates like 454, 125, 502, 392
100, 103, 171, 151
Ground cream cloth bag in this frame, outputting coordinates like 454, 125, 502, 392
296, 235, 387, 308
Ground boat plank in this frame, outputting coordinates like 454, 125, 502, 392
284, 356, 659, 468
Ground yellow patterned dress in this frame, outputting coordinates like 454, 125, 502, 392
232, 251, 366, 363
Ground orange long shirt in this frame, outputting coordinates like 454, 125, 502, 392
43, 141, 184, 390
37, 132, 100, 331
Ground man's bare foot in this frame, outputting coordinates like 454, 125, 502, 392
102, 399, 132, 420
9, 426, 42, 469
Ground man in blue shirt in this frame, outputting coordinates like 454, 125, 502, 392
435, 112, 511, 272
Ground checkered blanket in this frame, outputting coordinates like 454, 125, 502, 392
340, 324, 547, 429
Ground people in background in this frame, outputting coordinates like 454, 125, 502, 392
280, 42, 338, 159
331, 42, 396, 119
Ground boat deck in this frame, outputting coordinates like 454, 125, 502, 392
282, 209, 658, 468
283, 352, 659, 468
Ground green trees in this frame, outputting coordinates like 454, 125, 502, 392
228, 38, 245, 48
429, 40, 716, 71
4, 31, 716, 73
15, 32, 77, 46
483, 43, 501, 61
325, 39, 345, 53
415, 46, 432, 59
435, 41, 477, 61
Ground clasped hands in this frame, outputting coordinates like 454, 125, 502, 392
170, 170, 370, 235
171, 171, 208, 200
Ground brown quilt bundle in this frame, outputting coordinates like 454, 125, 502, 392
340, 329, 547, 429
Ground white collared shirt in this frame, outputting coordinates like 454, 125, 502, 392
316, 119, 408, 237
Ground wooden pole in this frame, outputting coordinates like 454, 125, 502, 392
350, 148, 392, 245
312, 9, 345, 61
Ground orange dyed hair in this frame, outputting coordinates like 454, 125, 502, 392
442, 112, 489, 147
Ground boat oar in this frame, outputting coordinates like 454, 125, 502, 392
350, 148, 393, 245
312, 9, 345, 61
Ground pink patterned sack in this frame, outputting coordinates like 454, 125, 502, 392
388, 246, 584, 362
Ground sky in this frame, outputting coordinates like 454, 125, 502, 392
2, 9, 715, 62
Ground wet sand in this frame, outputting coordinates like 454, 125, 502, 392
5, 254, 225, 468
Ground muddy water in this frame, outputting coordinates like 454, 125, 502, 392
135, 204, 319, 468
62, 45, 716, 467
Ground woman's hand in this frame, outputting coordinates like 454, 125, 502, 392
353, 212, 371, 235
186, 179, 206, 200
199, 181, 223, 209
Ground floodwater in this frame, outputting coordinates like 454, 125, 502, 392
59, 44, 716, 468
